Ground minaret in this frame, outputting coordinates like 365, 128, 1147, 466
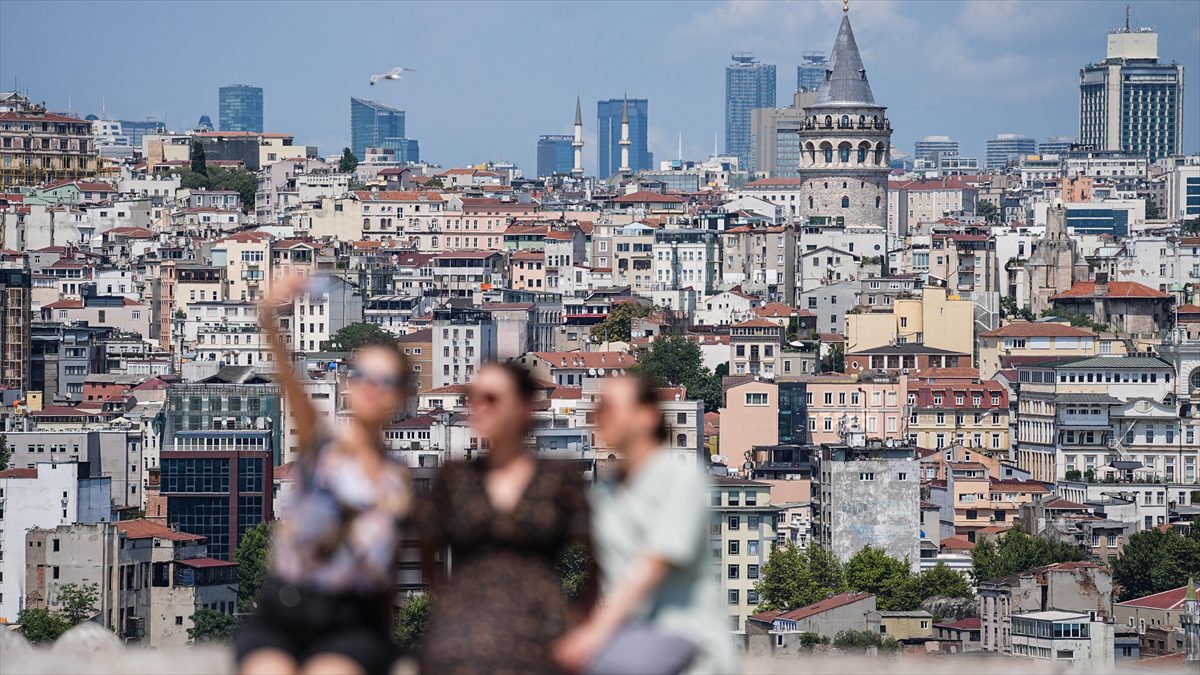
1183, 577, 1199, 663
618, 94, 631, 173
572, 96, 584, 177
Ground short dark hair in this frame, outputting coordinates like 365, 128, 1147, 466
486, 360, 540, 403
627, 374, 669, 443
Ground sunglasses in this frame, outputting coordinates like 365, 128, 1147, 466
467, 389, 505, 407
347, 368, 404, 391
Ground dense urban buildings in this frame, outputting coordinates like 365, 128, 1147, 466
1079, 21, 1184, 161
0, 92, 97, 189
725, 53, 776, 171
217, 84, 263, 133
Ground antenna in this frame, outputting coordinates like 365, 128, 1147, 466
677, 132, 682, 161
1124, 3, 1131, 32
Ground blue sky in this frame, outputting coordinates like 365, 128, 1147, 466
2, 0, 1197, 172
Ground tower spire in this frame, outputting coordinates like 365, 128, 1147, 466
572, 95, 584, 177
843, 0, 849, 15
618, 93, 631, 173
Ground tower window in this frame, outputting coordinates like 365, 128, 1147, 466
876, 196, 881, 208
841, 196, 850, 208
857, 148, 866, 163
839, 147, 850, 162
823, 147, 833, 163
808, 196, 814, 208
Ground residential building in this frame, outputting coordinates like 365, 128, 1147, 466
1115, 585, 1193, 655
909, 381, 1009, 452
1079, 22, 1184, 161
711, 476, 780, 633
5, 429, 144, 509
796, 52, 828, 92
843, 287, 974, 355
0, 93, 97, 189
1049, 279, 1172, 337
431, 306, 497, 387
725, 53, 776, 170
746, 592, 880, 653
729, 318, 783, 378
218, 84, 263, 133
977, 322, 1097, 380
1010, 610, 1114, 668
0, 463, 111, 624
978, 561, 1112, 654
914, 135, 959, 162
0, 267, 31, 390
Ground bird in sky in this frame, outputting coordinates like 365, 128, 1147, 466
369, 66, 417, 86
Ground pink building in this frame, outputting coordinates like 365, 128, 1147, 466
803, 373, 909, 445
510, 250, 546, 291
719, 379, 779, 465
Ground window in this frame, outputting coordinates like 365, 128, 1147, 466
744, 392, 769, 406
859, 472, 875, 481
728, 540, 740, 555
728, 590, 740, 605
727, 516, 740, 530
748, 564, 760, 579
727, 565, 740, 579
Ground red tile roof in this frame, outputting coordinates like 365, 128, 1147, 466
1050, 281, 1170, 300
1116, 585, 1189, 610
980, 321, 1095, 338
355, 190, 443, 202
0, 468, 38, 479
176, 557, 237, 568
935, 617, 981, 630
940, 535, 976, 551
750, 591, 874, 624
611, 191, 683, 204
116, 519, 205, 542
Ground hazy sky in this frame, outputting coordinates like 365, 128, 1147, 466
2, 0, 1198, 172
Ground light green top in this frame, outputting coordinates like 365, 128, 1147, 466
591, 452, 738, 674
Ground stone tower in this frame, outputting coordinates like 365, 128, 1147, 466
797, 3, 892, 230
1025, 201, 1090, 315
1184, 577, 1199, 663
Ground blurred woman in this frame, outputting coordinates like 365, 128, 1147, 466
554, 375, 736, 674
418, 362, 592, 675
237, 273, 412, 675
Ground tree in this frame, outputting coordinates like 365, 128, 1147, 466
591, 302, 652, 343
832, 629, 897, 652
235, 521, 273, 610
187, 608, 239, 643
1040, 307, 1107, 332
755, 542, 846, 612
971, 529, 1086, 584
394, 593, 433, 652
0, 432, 9, 470
1000, 295, 1035, 322
338, 147, 359, 174
893, 563, 974, 611
1145, 198, 1161, 220
557, 541, 591, 602
323, 322, 397, 352
821, 343, 845, 373
16, 608, 71, 644
56, 582, 99, 625
190, 140, 208, 176
635, 335, 723, 412
798, 632, 828, 650
844, 545, 911, 610
207, 166, 258, 212
977, 200, 999, 224
1111, 527, 1200, 602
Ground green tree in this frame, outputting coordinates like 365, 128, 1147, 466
798, 632, 828, 650
844, 545, 911, 611
971, 529, 1087, 584
56, 582, 99, 625
1111, 528, 1200, 602
207, 166, 258, 212
16, 608, 71, 644
999, 296, 1035, 322
323, 322, 397, 352
187, 608, 239, 643
235, 521, 273, 610
394, 593, 433, 652
635, 335, 723, 412
1040, 307, 1107, 332
1145, 198, 1161, 220
832, 629, 891, 651
893, 562, 975, 611
591, 302, 653, 343
1184, 217, 1200, 234
424, 176, 444, 188
0, 432, 9, 470
976, 200, 999, 224
338, 147, 359, 173
557, 541, 591, 601
755, 542, 846, 612
190, 140, 208, 176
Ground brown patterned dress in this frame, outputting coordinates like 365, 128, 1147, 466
418, 458, 590, 675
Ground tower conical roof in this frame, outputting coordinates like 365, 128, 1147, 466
817, 13, 876, 106
575, 96, 582, 126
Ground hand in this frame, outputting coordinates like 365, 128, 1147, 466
553, 620, 611, 674
259, 272, 309, 315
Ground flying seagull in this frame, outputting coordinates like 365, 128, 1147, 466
370, 66, 416, 86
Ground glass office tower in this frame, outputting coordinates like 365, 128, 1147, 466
218, 84, 263, 133
725, 53, 776, 169
350, 97, 406, 160
597, 98, 652, 177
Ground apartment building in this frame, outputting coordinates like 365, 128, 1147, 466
908, 381, 1009, 451
711, 476, 780, 633
0, 93, 97, 189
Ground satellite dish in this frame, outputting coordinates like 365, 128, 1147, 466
588, 368, 597, 375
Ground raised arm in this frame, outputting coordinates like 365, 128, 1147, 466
259, 273, 320, 455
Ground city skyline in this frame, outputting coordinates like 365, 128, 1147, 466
1, 0, 1197, 173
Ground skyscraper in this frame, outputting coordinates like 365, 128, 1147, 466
218, 84, 263, 133
1079, 17, 1184, 161
796, 52, 828, 92
536, 135, 574, 177
1039, 136, 1077, 155
597, 98, 652, 178
985, 134, 1037, 169
914, 135, 959, 161
350, 97, 405, 160
725, 53, 776, 170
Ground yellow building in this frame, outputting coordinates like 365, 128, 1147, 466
0, 93, 97, 189
711, 476, 780, 634
845, 286, 973, 355
977, 321, 1098, 379
213, 231, 273, 302
909, 381, 1010, 452
879, 611, 934, 641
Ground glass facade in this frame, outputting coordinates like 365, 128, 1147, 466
168, 495, 232, 559
796, 53, 828, 92
536, 135, 574, 177
350, 97, 405, 160
985, 135, 1037, 169
1066, 207, 1130, 237
726, 54, 776, 170
1186, 176, 1200, 216
778, 382, 808, 445
597, 98, 653, 177
218, 85, 263, 133
914, 137, 959, 161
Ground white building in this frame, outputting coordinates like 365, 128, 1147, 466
1010, 611, 1114, 669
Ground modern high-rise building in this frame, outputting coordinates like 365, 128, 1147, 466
350, 97, 407, 161
218, 84, 263, 133
914, 135, 959, 161
1079, 20, 1184, 162
597, 98, 652, 178
1039, 136, 1077, 156
796, 52, 829, 92
985, 134, 1037, 169
725, 53, 776, 169
536, 135, 574, 177
117, 119, 165, 149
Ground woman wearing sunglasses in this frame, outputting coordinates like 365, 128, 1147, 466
418, 361, 593, 675
237, 273, 413, 675
554, 375, 736, 675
